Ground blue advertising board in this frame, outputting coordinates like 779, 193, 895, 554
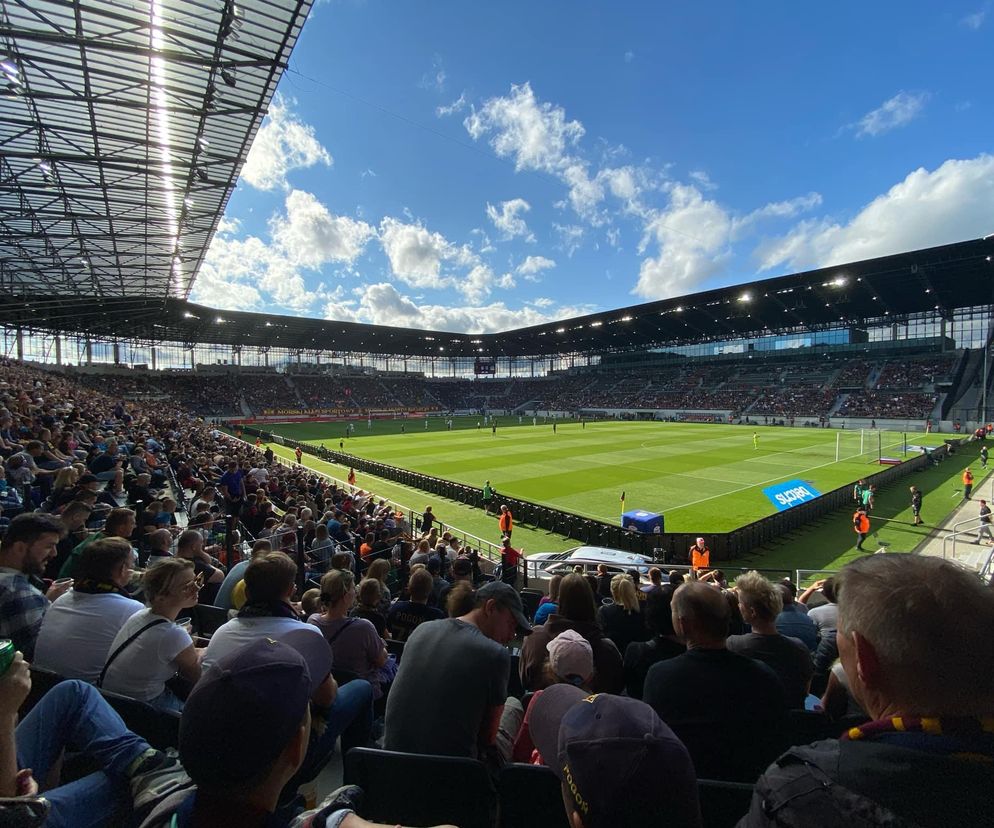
762, 479, 821, 512
622, 509, 665, 534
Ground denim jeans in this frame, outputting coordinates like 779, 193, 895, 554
146, 686, 185, 714
16, 680, 152, 828
294, 678, 373, 785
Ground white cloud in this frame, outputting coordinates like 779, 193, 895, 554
554, 223, 585, 257
194, 233, 307, 312
688, 170, 717, 191
961, 8, 987, 28
326, 282, 594, 333
419, 54, 447, 92
271, 190, 376, 268
436, 92, 467, 117
485, 198, 535, 241
731, 192, 822, 238
624, 50, 635, 63
516, 255, 556, 278
241, 95, 332, 191
378, 217, 453, 287
852, 91, 929, 138
464, 82, 585, 174
497, 273, 517, 289
755, 154, 994, 272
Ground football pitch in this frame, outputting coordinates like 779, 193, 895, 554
265, 418, 946, 533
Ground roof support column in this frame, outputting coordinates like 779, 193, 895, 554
151, 346, 157, 371
54, 335, 62, 367
15, 328, 23, 362
85, 337, 92, 366
113, 342, 120, 365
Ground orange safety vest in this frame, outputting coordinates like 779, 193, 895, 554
854, 511, 870, 533
691, 546, 710, 569
499, 511, 513, 533
964, 471, 975, 486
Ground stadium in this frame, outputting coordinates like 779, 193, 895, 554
2, 2, 993, 827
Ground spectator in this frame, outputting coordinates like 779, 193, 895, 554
641, 567, 664, 600
594, 563, 613, 600
596, 573, 648, 657
58, 506, 136, 579
364, 557, 394, 614
34, 538, 144, 681
499, 536, 521, 588
45, 500, 92, 579
201, 553, 373, 769
385, 569, 444, 642
623, 589, 685, 700
100, 558, 203, 711
384, 581, 531, 763
532, 573, 563, 625
728, 570, 813, 708
0, 512, 69, 659
775, 583, 818, 651
215, 538, 272, 612
519, 573, 624, 695
642, 582, 787, 781
175, 528, 225, 602
309, 569, 389, 698
528, 685, 702, 828
354, 577, 388, 637
743, 554, 994, 825
798, 577, 838, 636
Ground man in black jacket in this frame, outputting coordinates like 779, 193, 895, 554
738, 554, 994, 827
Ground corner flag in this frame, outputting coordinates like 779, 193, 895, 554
620, 490, 626, 511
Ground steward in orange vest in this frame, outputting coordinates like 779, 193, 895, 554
853, 508, 870, 551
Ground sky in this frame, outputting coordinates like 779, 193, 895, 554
192, 1, 994, 334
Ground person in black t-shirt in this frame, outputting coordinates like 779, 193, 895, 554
386, 569, 444, 641
623, 589, 685, 700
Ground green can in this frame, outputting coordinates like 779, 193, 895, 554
0, 638, 15, 676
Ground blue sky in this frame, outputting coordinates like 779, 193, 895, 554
193, 1, 994, 333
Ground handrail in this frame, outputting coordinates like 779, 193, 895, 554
941, 515, 985, 559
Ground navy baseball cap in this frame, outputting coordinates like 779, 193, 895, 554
529, 685, 701, 828
180, 629, 331, 787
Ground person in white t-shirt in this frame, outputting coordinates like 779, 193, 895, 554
201, 551, 326, 670
101, 558, 204, 712
34, 538, 144, 682
798, 577, 839, 636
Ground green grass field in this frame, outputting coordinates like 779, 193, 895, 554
266, 417, 946, 532
250, 419, 987, 575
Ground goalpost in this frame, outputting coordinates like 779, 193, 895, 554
835, 429, 908, 463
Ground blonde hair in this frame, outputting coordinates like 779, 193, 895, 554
367, 558, 390, 583
610, 573, 640, 613
320, 568, 355, 606
142, 558, 194, 601
734, 570, 782, 621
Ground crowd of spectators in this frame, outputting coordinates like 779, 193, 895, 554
0, 355, 991, 827
837, 390, 938, 419
875, 356, 956, 390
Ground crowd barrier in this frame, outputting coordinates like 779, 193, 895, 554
235, 424, 954, 563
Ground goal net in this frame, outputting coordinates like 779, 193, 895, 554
835, 429, 907, 463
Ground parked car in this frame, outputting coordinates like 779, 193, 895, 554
524, 545, 654, 586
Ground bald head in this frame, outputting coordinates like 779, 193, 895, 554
672, 581, 730, 645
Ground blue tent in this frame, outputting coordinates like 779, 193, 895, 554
622, 509, 664, 534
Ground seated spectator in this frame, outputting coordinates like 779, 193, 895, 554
775, 583, 818, 651
643, 581, 787, 781
45, 500, 92, 580
353, 577, 387, 637
175, 528, 224, 603
528, 685, 702, 828
743, 554, 994, 825
0, 512, 70, 659
384, 581, 531, 763
309, 569, 389, 698
597, 573, 648, 657
519, 573, 624, 694
34, 538, 144, 681
532, 573, 563, 625
386, 569, 444, 641
799, 576, 839, 636
215, 539, 272, 612
623, 589, 685, 700
100, 558, 203, 711
595, 563, 613, 600
728, 571, 814, 708
201, 553, 373, 769
58, 507, 137, 579
640, 567, 664, 601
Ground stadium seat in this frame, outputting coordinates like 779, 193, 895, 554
191, 603, 229, 637
98, 688, 181, 750
507, 652, 523, 699
344, 747, 495, 828
497, 763, 570, 828
784, 708, 834, 747
385, 638, 405, 663
697, 778, 757, 828
519, 588, 544, 622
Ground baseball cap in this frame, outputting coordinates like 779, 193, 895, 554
547, 629, 593, 686
476, 580, 532, 635
529, 685, 700, 828
77, 474, 99, 485
696, 537, 705, 544
179, 629, 332, 787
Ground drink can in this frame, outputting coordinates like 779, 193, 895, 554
0, 638, 15, 676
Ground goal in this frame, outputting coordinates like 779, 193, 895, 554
835, 429, 874, 462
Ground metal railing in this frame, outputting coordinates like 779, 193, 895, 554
941, 515, 987, 559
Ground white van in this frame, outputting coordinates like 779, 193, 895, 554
524, 545, 654, 586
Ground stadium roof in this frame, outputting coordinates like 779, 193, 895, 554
2, 237, 992, 358
0, 0, 311, 298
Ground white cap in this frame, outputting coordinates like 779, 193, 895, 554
696, 537, 705, 544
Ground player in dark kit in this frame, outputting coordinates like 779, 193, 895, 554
910, 486, 923, 526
